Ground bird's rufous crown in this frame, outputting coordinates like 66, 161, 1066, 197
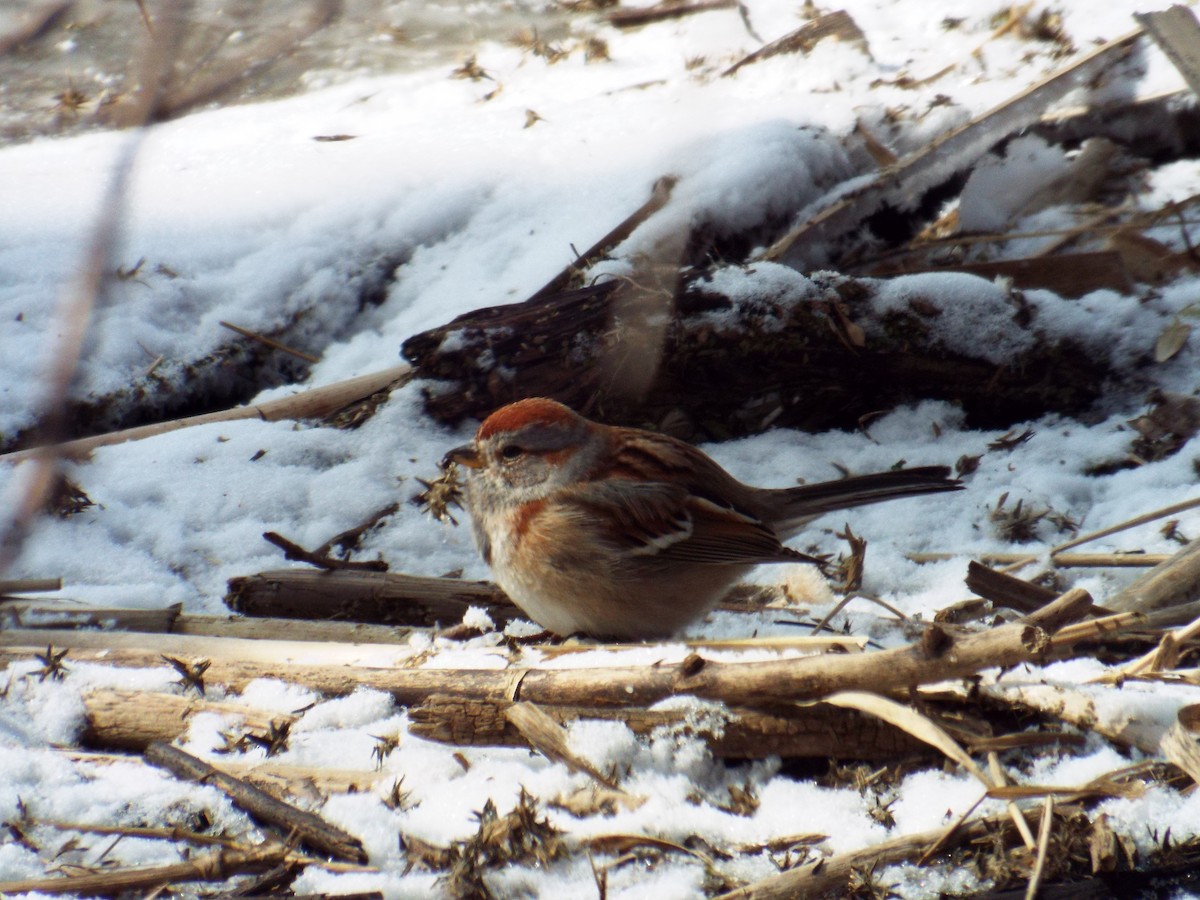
476, 397, 579, 441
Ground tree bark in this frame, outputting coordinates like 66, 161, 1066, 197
401, 271, 1113, 441
409, 693, 927, 760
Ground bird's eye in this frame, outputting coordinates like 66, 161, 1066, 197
500, 444, 524, 461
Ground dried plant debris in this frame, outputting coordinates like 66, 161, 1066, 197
31, 644, 69, 682
243, 720, 292, 757
432, 790, 567, 897
372, 733, 400, 769
414, 464, 465, 525
989, 492, 1079, 544
314, 503, 399, 560
987, 428, 1035, 452
44, 475, 94, 518
1129, 391, 1200, 463
834, 524, 867, 594
451, 55, 493, 82
162, 655, 211, 695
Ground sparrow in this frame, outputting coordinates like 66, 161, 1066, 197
444, 397, 962, 639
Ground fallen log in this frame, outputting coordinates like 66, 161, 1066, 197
408, 693, 926, 760
224, 567, 793, 627
77, 686, 926, 762
401, 269, 1113, 438
225, 568, 516, 628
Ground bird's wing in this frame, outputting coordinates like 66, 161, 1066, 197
565, 481, 822, 567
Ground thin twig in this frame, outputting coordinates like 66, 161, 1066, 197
988, 752, 1036, 850
262, 531, 388, 572
219, 321, 320, 364
909, 551, 1168, 568
809, 592, 908, 636
1024, 796, 1055, 900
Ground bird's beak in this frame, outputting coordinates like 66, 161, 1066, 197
442, 444, 484, 470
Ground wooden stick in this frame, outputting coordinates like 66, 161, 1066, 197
36, 817, 241, 848
966, 561, 1055, 613
226, 568, 517, 628
0, 577, 63, 595
78, 681, 923, 763
505, 702, 623, 789
0, 842, 287, 896
0, 365, 411, 463
82, 688, 298, 752
261, 531, 388, 573
0, 602, 415, 644
999, 493, 1200, 574
606, 0, 734, 29
528, 176, 677, 300
219, 320, 320, 364
988, 751, 1036, 850
1, 602, 183, 632
0, 627, 421, 668
143, 742, 367, 863
535, 634, 868, 657
0, 588, 1100, 709
1135, 6, 1200, 100
1102, 610, 1200, 681
1106, 534, 1200, 614
910, 552, 1170, 568
1023, 587, 1097, 631
1025, 797, 1055, 900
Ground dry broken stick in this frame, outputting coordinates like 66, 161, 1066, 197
0, 601, 412, 645
225, 567, 518, 628
527, 175, 677, 301
261, 531, 388, 573
712, 807, 1048, 900
143, 741, 367, 863
606, 0, 735, 29
722, 9, 867, 77
0, 842, 289, 897
0, 364, 411, 463
0, 587, 1100, 709
0, 577, 62, 596
1106, 533, 1200, 615
83, 688, 298, 753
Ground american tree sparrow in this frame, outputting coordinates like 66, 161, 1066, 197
444, 398, 962, 639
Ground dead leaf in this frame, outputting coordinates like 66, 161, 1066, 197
1155, 318, 1192, 362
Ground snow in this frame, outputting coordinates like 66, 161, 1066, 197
3, 0, 1200, 896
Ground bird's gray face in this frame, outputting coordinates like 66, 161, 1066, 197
442, 419, 594, 508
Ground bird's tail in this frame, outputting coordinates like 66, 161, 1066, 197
771, 466, 963, 534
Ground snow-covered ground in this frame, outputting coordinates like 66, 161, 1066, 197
3, 0, 1200, 896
